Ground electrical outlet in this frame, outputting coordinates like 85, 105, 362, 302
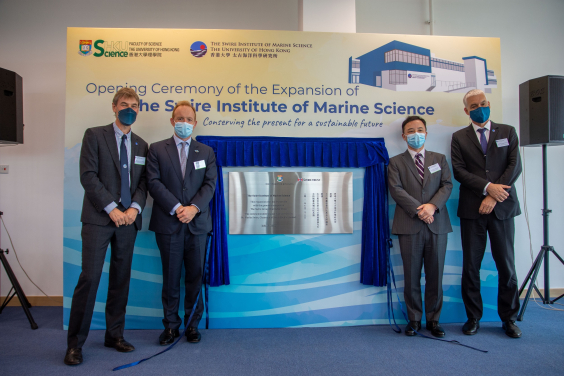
0, 165, 9, 174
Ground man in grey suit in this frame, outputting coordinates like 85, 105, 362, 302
388, 115, 453, 337
146, 101, 217, 346
451, 89, 522, 338
65, 88, 148, 365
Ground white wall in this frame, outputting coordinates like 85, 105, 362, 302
2, 0, 563, 298
357, 0, 564, 289
301, 0, 356, 32
0, 0, 298, 297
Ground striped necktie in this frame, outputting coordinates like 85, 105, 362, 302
415, 153, 424, 181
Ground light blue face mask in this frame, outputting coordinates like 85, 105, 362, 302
406, 132, 426, 149
175, 122, 194, 139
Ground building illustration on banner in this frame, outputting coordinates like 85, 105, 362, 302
349, 40, 497, 93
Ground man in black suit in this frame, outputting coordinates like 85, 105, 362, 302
147, 101, 217, 346
451, 89, 522, 338
65, 88, 149, 365
388, 116, 453, 338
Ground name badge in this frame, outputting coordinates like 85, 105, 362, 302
134, 156, 146, 165
428, 163, 441, 174
194, 160, 206, 170
496, 138, 509, 147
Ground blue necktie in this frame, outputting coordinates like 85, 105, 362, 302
120, 134, 131, 208
477, 128, 487, 155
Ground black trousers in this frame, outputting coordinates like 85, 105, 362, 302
460, 215, 520, 322
155, 224, 206, 330
398, 226, 447, 322
67, 222, 137, 349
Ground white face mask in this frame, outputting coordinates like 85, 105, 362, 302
406, 132, 425, 149
175, 122, 194, 139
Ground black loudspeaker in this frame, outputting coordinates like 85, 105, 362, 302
0, 67, 24, 145
519, 75, 564, 147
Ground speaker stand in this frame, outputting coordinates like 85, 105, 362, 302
517, 144, 564, 321
0, 249, 38, 329
0, 211, 38, 329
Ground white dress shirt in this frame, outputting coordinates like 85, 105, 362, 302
472, 120, 491, 143
407, 147, 425, 164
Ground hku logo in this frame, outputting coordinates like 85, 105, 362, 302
190, 41, 207, 57
79, 40, 93, 56
79, 39, 129, 58
277, 175, 284, 182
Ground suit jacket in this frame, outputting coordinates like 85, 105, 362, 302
79, 124, 148, 230
388, 150, 453, 235
147, 137, 217, 235
451, 121, 522, 220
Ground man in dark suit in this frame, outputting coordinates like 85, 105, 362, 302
65, 88, 148, 365
388, 115, 453, 338
451, 89, 522, 338
147, 101, 217, 346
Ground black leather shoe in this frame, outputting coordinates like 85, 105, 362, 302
462, 319, 480, 335
502, 321, 522, 338
104, 337, 135, 352
404, 321, 421, 336
426, 320, 446, 338
64, 348, 83, 365
159, 328, 180, 345
186, 327, 201, 343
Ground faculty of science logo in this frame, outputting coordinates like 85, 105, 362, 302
79, 40, 93, 56
78, 39, 129, 58
190, 41, 207, 57
277, 175, 284, 182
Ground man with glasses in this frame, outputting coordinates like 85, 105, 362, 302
388, 115, 453, 338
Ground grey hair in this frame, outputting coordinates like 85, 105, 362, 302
463, 89, 486, 107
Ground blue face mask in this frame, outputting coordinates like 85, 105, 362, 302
406, 132, 426, 149
175, 122, 194, 139
118, 107, 137, 126
469, 106, 490, 124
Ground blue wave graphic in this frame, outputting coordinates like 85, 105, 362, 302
63, 148, 501, 329
242, 264, 360, 286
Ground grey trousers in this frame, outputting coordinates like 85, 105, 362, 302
398, 226, 447, 322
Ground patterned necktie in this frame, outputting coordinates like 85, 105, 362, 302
477, 128, 488, 155
120, 134, 131, 208
180, 142, 187, 179
415, 153, 424, 181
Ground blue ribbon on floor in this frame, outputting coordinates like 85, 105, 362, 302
113, 233, 213, 371
204, 232, 211, 329
386, 239, 488, 353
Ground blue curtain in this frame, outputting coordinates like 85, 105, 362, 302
197, 136, 390, 287
208, 165, 230, 286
